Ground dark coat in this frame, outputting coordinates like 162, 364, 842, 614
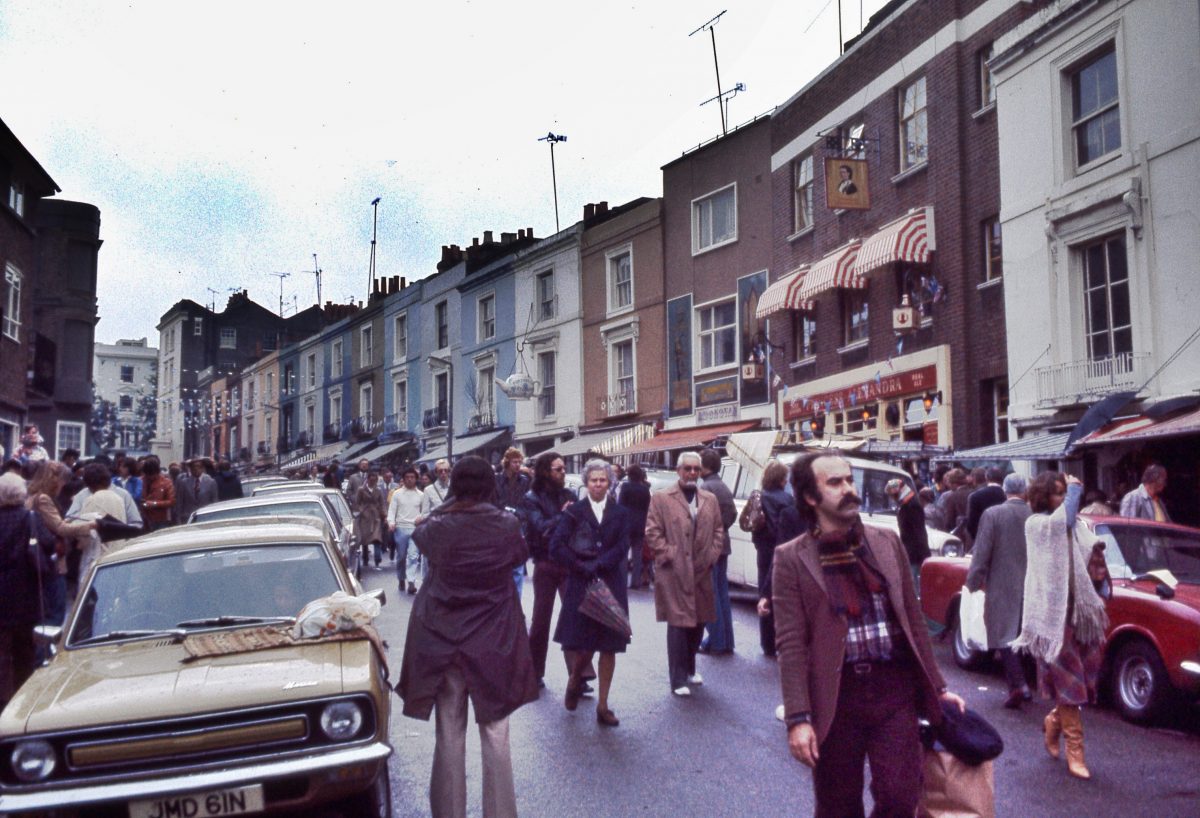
494, 472, 531, 511
174, 473, 218, 522
965, 484, 1006, 541
757, 489, 802, 599
935, 485, 972, 534
398, 502, 538, 724
214, 470, 244, 501
519, 485, 575, 562
896, 496, 931, 566
701, 473, 737, 555
617, 480, 651, 544
965, 498, 1031, 648
549, 497, 630, 653
0, 506, 54, 626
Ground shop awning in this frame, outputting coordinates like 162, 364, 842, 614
279, 452, 316, 470
796, 241, 863, 301
755, 266, 814, 318
933, 432, 1072, 462
1075, 404, 1200, 447
855, 207, 933, 275
554, 429, 627, 459
606, 420, 761, 457
417, 428, 509, 464
312, 441, 348, 462
362, 440, 412, 463
338, 439, 377, 463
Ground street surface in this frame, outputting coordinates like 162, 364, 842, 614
353, 562, 1200, 818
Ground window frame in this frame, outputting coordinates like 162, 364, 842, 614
537, 350, 556, 420
477, 293, 496, 342
474, 364, 495, 426
536, 270, 556, 321
694, 298, 738, 373
3, 263, 22, 342
393, 313, 408, 361
435, 301, 449, 350
359, 324, 373, 368
329, 393, 342, 431
842, 290, 870, 347
331, 338, 343, 378
118, 395, 134, 411
792, 154, 815, 234
219, 327, 236, 349
898, 75, 928, 172
193, 317, 203, 337
609, 337, 637, 414
119, 364, 135, 383
1069, 43, 1121, 170
993, 379, 1010, 444
393, 378, 408, 428
1081, 233, 1132, 363
55, 421, 85, 461
792, 311, 817, 362
359, 381, 374, 427
605, 246, 634, 316
305, 352, 317, 389
983, 217, 1003, 282
978, 43, 996, 110
7, 181, 25, 218
691, 183, 738, 255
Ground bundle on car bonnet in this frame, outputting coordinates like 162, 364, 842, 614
292, 591, 382, 639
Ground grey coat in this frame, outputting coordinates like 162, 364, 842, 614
965, 498, 1031, 649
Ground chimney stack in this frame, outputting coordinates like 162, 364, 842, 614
584, 203, 596, 220
597, 201, 608, 215
483, 230, 494, 244
501, 231, 516, 244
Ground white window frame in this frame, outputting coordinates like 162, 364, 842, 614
691, 183, 738, 255
266, 372, 274, 399
537, 350, 556, 420
843, 290, 870, 346
219, 326, 236, 349
393, 313, 408, 361
695, 298, 738, 373
3, 263, 22, 342
8, 181, 25, 218
978, 43, 996, 110
193, 317, 203, 336
331, 338, 343, 378
118, 394, 134, 411
983, 217, 1003, 282
434, 371, 449, 423
306, 352, 317, 389
359, 325, 373, 368
393, 378, 408, 428
993, 379, 1010, 444
329, 392, 343, 431
120, 364, 135, 383
304, 403, 316, 439
477, 293, 496, 342
898, 75, 928, 172
435, 301, 449, 350
792, 154, 814, 234
55, 421, 85, 460
359, 381, 374, 427
610, 338, 637, 414
536, 270, 556, 321
605, 245, 634, 316
474, 364, 495, 426
1069, 43, 1121, 171
1081, 233, 1132, 362
793, 312, 817, 362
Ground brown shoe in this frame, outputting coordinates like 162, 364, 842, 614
1058, 705, 1091, 779
1043, 707, 1062, 759
564, 678, 581, 712
596, 707, 619, 727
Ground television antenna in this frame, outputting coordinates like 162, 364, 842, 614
689, 10, 733, 135
309, 253, 323, 306
204, 286, 220, 312
700, 82, 746, 132
269, 271, 290, 317
537, 133, 567, 232
367, 197, 380, 297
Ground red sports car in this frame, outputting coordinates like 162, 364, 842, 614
920, 515, 1200, 724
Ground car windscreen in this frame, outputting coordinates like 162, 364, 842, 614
195, 501, 328, 525
854, 467, 909, 515
1097, 524, 1200, 582
69, 544, 341, 645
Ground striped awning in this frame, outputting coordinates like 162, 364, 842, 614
755, 266, 814, 318
796, 241, 864, 301
856, 207, 933, 275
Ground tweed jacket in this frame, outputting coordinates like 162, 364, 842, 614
645, 482, 725, 627
772, 522, 946, 745
965, 498, 1031, 648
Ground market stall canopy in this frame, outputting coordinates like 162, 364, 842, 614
1074, 402, 1200, 448
554, 429, 629, 459
606, 421, 761, 457
796, 240, 863, 301
312, 441, 348, 462
855, 207, 934, 275
755, 266, 814, 318
933, 432, 1071, 462
726, 430, 781, 490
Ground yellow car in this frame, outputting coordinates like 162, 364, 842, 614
0, 520, 392, 817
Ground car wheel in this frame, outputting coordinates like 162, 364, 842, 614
950, 607, 987, 671
1111, 640, 1174, 724
337, 768, 392, 818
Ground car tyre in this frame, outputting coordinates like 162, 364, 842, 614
950, 605, 988, 671
1111, 639, 1174, 725
337, 767, 392, 818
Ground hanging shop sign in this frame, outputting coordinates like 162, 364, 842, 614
782, 364, 937, 423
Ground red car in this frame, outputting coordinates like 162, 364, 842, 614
920, 515, 1200, 725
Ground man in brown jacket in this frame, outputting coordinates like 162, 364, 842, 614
773, 453, 965, 817
645, 451, 725, 696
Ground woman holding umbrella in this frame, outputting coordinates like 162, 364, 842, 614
550, 458, 631, 727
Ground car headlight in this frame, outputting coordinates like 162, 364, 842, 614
319, 700, 364, 741
11, 739, 57, 782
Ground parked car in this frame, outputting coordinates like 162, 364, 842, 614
0, 520, 393, 816
920, 515, 1200, 724
251, 480, 324, 496
238, 475, 290, 494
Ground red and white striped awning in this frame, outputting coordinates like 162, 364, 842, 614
796, 241, 863, 301
755, 266, 814, 318
855, 207, 933, 275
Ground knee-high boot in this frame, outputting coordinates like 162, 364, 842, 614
1042, 706, 1061, 759
1057, 704, 1090, 779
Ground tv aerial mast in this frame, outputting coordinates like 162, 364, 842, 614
269, 271, 290, 317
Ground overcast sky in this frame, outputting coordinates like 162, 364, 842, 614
0, 0, 891, 345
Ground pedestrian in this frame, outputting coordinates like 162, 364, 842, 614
618, 463, 652, 589
754, 461, 795, 658
964, 466, 1007, 547
919, 486, 941, 530
388, 467, 424, 594
75, 463, 129, 592
644, 451, 725, 696
0, 473, 56, 710
495, 447, 532, 597
380, 469, 398, 496
549, 458, 630, 726
15, 426, 48, 465
884, 478, 930, 591
1118, 464, 1170, 521
1012, 472, 1108, 780
322, 468, 341, 490
965, 472, 1032, 708
519, 451, 595, 692
355, 471, 388, 568
140, 457, 176, 532
933, 467, 970, 534
213, 459, 244, 501
174, 458, 217, 523
25, 462, 96, 628
774, 453, 966, 817
1080, 490, 1114, 516
112, 457, 143, 505
698, 448, 737, 656
419, 459, 451, 522
397, 455, 537, 818
346, 458, 371, 498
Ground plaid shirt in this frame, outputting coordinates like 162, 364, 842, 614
843, 589, 898, 664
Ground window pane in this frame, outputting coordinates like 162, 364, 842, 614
716, 301, 735, 326
1088, 288, 1109, 334
1100, 108, 1121, 157
717, 327, 736, 365
1112, 327, 1133, 356
713, 189, 735, 242
1085, 244, 1107, 288
700, 308, 712, 331
1089, 330, 1110, 359
1110, 280, 1130, 329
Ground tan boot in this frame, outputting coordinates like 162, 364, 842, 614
1043, 707, 1061, 759
1058, 705, 1091, 779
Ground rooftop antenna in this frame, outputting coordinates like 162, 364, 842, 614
700, 82, 747, 132
269, 271, 290, 317
310, 253, 323, 306
690, 10, 730, 135
537, 133, 567, 232
368, 197, 381, 297
204, 286, 220, 312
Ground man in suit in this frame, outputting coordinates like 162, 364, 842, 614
964, 466, 1007, 546
774, 453, 964, 817
966, 473, 1033, 708
174, 458, 217, 523
645, 451, 725, 696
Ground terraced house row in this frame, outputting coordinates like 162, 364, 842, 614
150, 0, 1200, 510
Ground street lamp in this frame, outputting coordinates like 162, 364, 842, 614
428, 353, 453, 460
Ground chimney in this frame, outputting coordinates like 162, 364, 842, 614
501, 231, 516, 244
584, 203, 595, 220
597, 201, 608, 215
483, 230, 494, 244
391, 275, 400, 294
472, 237, 480, 247
399, 276, 406, 290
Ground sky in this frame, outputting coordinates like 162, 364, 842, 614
0, 0, 892, 345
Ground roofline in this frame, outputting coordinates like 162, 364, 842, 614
0, 116, 61, 194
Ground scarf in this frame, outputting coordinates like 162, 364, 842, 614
1012, 505, 1108, 663
815, 521, 886, 617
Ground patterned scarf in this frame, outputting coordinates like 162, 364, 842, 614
815, 521, 886, 617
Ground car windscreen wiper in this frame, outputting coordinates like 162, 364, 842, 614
71, 628, 188, 646
175, 615, 295, 628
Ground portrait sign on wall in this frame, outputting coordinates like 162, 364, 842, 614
823, 156, 871, 211
738, 270, 769, 407
666, 294, 694, 418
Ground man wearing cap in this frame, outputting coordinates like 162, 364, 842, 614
774, 453, 964, 817
884, 478, 930, 593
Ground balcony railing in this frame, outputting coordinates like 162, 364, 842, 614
323, 423, 342, 443
600, 389, 637, 418
277, 435, 292, 455
466, 411, 495, 432
1035, 352, 1149, 408
423, 406, 448, 429
383, 412, 408, 435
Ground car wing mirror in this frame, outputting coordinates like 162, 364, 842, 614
364, 587, 387, 607
1155, 583, 1175, 600
33, 624, 62, 659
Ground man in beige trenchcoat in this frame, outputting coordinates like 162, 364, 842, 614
645, 451, 726, 696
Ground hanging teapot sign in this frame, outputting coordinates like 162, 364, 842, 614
495, 372, 539, 400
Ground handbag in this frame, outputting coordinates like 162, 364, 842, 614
958, 585, 987, 652
918, 749, 995, 818
568, 515, 602, 558
578, 578, 632, 639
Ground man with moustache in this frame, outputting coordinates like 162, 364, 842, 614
773, 453, 965, 817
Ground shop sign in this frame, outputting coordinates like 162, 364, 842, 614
697, 403, 737, 424
782, 364, 938, 422
696, 376, 738, 408
923, 420, 939, 445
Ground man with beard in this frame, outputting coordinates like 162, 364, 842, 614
774, 453, 964, 817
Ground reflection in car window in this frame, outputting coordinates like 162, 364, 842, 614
70, 545, 340, 644
196, 501, 327, 524
1101, 525, 1200, 583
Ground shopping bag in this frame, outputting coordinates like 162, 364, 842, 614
578, 578, 632, 639
918, 749, 995, 818
958, 586, 987, 651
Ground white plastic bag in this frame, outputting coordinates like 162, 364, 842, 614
959, 586, 988, 651
291, 591, 381, 640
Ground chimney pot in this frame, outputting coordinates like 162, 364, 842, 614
501, 231, 515, 244
472, 237, 480, 247
483, 230, 494, 244
584, 203, 595, 220
598, 201, 608, 214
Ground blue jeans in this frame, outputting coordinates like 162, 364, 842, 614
702, 553, 734, 653
395, 528, 424, 587
513, 563, 526, 598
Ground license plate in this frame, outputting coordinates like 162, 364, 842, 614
129, 784, 264, 818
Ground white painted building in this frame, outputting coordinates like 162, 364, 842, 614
92, 337, 158, 452
992, 0, 1200, 443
